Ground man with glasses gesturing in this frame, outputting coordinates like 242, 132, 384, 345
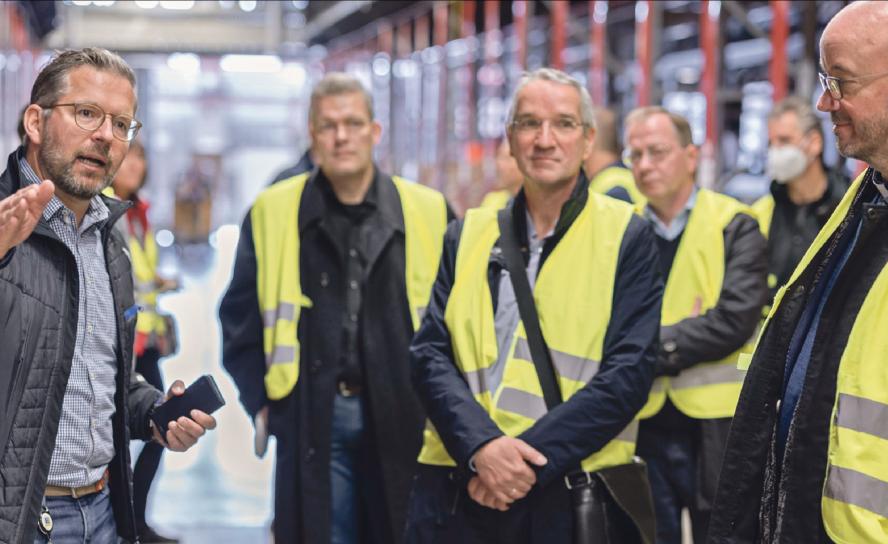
710, 3, 888, 542
0, 48, 216, 544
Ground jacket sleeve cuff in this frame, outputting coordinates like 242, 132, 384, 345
0, 247, 15, 269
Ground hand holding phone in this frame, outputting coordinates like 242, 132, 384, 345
151, 375, 225, 438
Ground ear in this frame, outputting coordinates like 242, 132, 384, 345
23, 105, 44, 146
809, 131, 824, 157
685, 143, 700, 175
371, 120, 382, 146
582, 126, 597, 162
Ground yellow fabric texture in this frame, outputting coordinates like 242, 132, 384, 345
637, 189, 754, 420
589, 165, 646, 205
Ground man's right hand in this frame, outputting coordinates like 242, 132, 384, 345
0, 180, 54, 260
470, 436, 547, 507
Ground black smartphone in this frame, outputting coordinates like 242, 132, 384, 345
150, 375, 225, 436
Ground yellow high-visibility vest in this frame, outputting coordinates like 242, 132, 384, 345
589, 165, 646, 205
479, 189, 513, 210
251, 173, 448, 400
751, 171, 887, 544
752, 193, 775, 238
128, 229, 166, 337
418, 193, 639, 472
637, 189, 754, 420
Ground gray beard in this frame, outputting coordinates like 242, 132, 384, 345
37, 144, 112, 200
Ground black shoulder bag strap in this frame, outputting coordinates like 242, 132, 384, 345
496, 208, 562, 409
496, 208, 656, 544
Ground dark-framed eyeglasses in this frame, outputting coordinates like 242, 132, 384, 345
818, 70, 888, 101
45, 102, 142, 142
510, 117, 586, 136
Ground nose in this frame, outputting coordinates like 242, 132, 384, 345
535, 121, 555, 148
92, 114, 115, 142
816, 88, 839, 113
334, 123, 349, 142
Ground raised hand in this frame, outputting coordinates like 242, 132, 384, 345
0, 180, 54, 260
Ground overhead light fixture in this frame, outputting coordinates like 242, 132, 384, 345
159, 0, 195, 10
238, 0, 257, 12
134, 0, 159, 7
220, 54, 282, 73
167, 52, 201, 75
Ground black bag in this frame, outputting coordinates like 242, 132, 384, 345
496, 208, 656, 544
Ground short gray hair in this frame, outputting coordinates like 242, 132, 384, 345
31, 48, 136, 112
309, 72, 374, 124
505, 68, 596, 131
768, 95, 823, 143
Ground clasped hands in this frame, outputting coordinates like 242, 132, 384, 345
468, 436, 547, 511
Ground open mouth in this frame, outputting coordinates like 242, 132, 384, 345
76, 154, 108, 169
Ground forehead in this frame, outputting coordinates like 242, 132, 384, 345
313, 92, 371, 119
768, 111, 802, 134
820, 16, 886, 75
513, 80, 582, 117
626, 113, 680, 144
60, 66, 136, 115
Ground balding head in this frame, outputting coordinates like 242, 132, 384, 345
818, 1, 888, 171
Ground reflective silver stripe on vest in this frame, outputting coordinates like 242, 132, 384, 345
615, 419, 639, 443
416, 306, 427, 323
513, 338, 600, 384
262, 302, 297, 329
497, 387, 548, 421
825, 465, 888, 519
650, 380, 666, 393
670, 361, 745, 390
462, 369, 486, 396
835, 393, 888, 441
267, 345, 296, 367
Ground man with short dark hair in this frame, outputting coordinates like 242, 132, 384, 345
754, 95, 849, 300
0, 47, 215, 544
711, 3, 888, 542
221, 72, 451, 544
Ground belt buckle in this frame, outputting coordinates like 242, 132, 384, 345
338, 381, 356, 397
564, 471, 593, 490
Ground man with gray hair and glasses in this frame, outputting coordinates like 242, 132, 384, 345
221, 72, 451, 544
0, 47, 216, 544
405, 67, 662, 543
710, 2, 888, 542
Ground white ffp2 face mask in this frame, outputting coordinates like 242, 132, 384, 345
766, 144, 808, 184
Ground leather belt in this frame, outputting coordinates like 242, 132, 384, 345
337, 380, 363, 397
45, 470, 108, 498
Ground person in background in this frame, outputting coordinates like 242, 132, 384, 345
479, 138, 524, 209
0, 47, 215, 544
220, 72, 451, 544
110, 139, 180, 544
624, 106, 767, 544
710, 3, 888, 542
585, 106, 645, 204
753, 96, 849, 300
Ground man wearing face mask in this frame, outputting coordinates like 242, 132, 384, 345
753, 96, 849, 300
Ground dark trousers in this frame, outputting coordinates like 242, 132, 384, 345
636, 401, 731, 544
133, 348, 164, 529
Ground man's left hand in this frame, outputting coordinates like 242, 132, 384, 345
151, 380, 217, 451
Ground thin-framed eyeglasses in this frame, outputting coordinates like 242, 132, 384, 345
45, 103, 142, 142
622, 144, 675, 168
818, 69, 888, 101
511, 117, 586, 136
314, 118, 370, 137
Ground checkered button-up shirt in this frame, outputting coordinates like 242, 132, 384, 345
19, 157, 119, 488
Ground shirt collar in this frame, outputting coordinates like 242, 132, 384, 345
643, 185, 698, 241
19, 155, 110, 228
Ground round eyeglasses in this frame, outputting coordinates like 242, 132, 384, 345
45, 102, 142, 142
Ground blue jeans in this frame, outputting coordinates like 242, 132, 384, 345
34, 487, 117, 544
330, 392, 365, 544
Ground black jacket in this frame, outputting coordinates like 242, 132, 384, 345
0, 148, 162, 544
764, 169, 849, 301
220, 169, 450, 544
406, 176, 663, 541
709, 170, 888, 543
